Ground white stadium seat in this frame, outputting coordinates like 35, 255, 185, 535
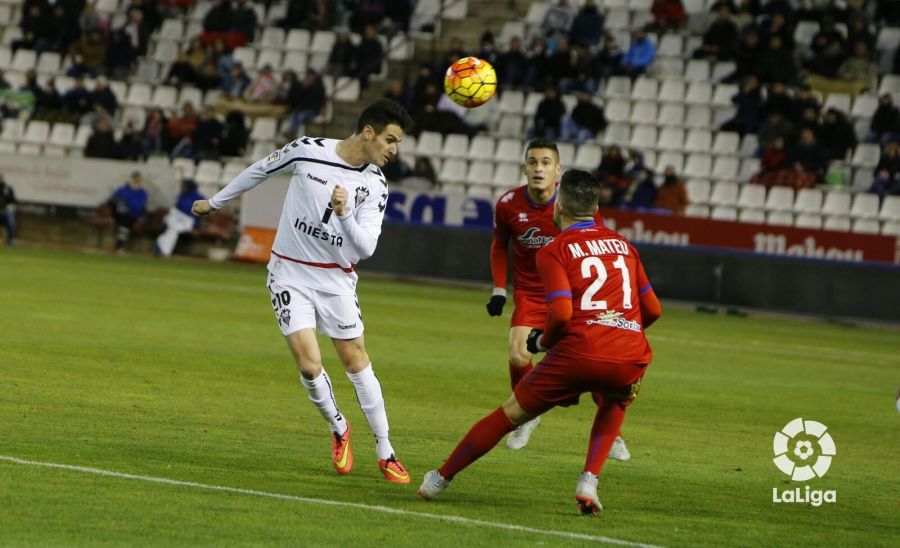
823, 215, 851, 232
766, 211, 794, 226
711, 206, 738, 221
793, 188, 824, 214
878, 195, 900, 222
764, 187, 795, 212
737, 184, 766, 210
849, 193, 880, 219
739, 208, 765, 224
709, 181, 739, 206
794, 213, 823, 229
686, 179, 711, 204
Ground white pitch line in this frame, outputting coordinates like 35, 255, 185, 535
0, 455, 662, 548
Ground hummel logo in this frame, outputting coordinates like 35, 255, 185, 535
300, 137, 326, 147
307, 173, 327, 185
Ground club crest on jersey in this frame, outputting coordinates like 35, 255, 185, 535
518, 212, 528, 223
517, 227, 554, 248
354, 186, 370, 207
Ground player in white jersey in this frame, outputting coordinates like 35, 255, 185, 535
192, 99, 414, 484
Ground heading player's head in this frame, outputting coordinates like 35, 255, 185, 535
522, 138, 561, 195
554, 169, 599, 229
355, 99, 413, 166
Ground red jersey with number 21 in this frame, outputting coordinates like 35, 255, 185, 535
536, 221, 654, 365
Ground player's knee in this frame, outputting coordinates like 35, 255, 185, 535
298, 361, 323, 380
509, 348, 532, 367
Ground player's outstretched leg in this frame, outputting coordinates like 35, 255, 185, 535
506, 351, 537, 450
608, 435, 631, 462
300, 370, 352, 474
506, 416, 541, 450
346, 363, 410, 483
418, 470, 451, 501
583, 395, 627, 477
575, 471, 602, 516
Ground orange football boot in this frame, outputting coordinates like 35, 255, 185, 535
331, 424, 353, 474
378, 454, 410, 484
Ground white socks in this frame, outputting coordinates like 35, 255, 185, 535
300, 370, 347, 436
346, 364, 395, 460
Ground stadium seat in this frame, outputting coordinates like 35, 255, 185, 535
659, 80, 686, 103
709, 181, 739, 206
712, 132, 740, 155
712, 84, 738, 107
221, 160, 246, 185
684, 59, 710, 82
737, 184, 766, 211
711, 206, 738, 221
573, 143, 602, 170
441, 134, 469, 159
555, 142, 574, 167
260, 27, 286, 49
881, 221, 900, 235
494, 138, 522, 164
125, 83, 152, 108
632, 77, 658, 101
851, 218, 880, 234
309, 30, 336, 55
711, 61, 736, 81
851, 144, 881, 167
711, 156, 739, 180
683, 154, 712, 178
738, 158, 761, 182
877, 26, 900, 52
686, 179, 711, 204
48, 123, 75, 148
251, 117, 278, 142
333, 76, 360, 102
849, 193, 880, 219
438, 158, 467, 186
878, 74, 900, 96
822, 191, 852, 217
158, 18, 184, 41
824, 93, 852, 114
36, 52, 61, 76
740, 134, 759, 157
685, 204, 710, 218
684, 105, 712, 128
630, 101, 658, 125
794, 213, 823, 229
465, 161, 492, 186
794, 21, 819, 46
630, 126, 657, 149
283, 51, 308, 73
684, 129, 712, 153
766, 211, 794, 226
765, 187, 795, 212
257, 48, 283, 70
606, 7, 630, 30
658, 103, 685, 126
467, 135, 496, 163
652, 57, 684, 79
878, 195, 900, 222
152, 85, 178, 111
73, 124, 92, 149
851, 94, 878, 119
657, 34, 683, 57
793, 188, 824, 214
416, 131, 443, 158
738, 208, 765, 224
604, 76, 632, 99
602, 124, 630, 147
823, 215, 851, 231
522, 92, 542, 116
285, 29, 311, 51
655, 151, 683, 173
195, 160, 223, 186
0, 47, 11, 70
492, 162, 523, 189
657, 127, 684, 151
684, 82, 713, 105
0, 118, 24, 142
498, 90, 525, 114
496, 114, 524, 138
173, 157, 196, 180
604, 99, 631, 123
11, 48, 36, 72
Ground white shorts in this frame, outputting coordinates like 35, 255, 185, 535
267, 272, 364, 339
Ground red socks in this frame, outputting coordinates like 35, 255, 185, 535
583, 397, 627, 476
439, 407, 515, 480
509, 360, 533, 390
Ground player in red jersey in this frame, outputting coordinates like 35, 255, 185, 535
421, 169, 662, 514
487, 139, 630, 460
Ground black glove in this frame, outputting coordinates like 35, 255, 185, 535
526, 328, 546, 354
486, 294, 506, 317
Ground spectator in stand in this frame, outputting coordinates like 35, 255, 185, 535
106, 29, 138, 80
328, 30, 358, 77
869, 169, 900, 200
220, 110, 249, 156
356, 24, 384, 90
531, 87, 566, 139
761, 81, 793, 120
621, 28, 657, 78
817, 108, 857, 160
128, 0, 162, 34
721, 75, 763, 135
695, 3, 739, 60
755, 35, 796, 84
653, 166, 688, 214
789, 128, 829, 183
122, 8, 150, 56
383, 80, 412, 112
118, 119, 144, 161
385, 0, 412, 32
67, 30, 108, 78
496, 37, 529, 89
303, 0, 341, 31
400, 157, 437, 190
869, 94, 900, 143
594, 35, 625, 80
84, 118, 119, 159
45, 3, 79, 54
232, 0, 258, 41
167, 102, 200, 157
874, 140, 900, 180
166, 37, 210, 86
79, 2, 105, 35
203, 0, 233, 33
796, 105, 821, 134
107, 171, 148, 254
221, 62, 251, 98
807, 41, 877, 97
349, 0, 386, 33
760, 12, 793, 51
286, 69, 326, 136
142, 108, 168, 159
847, 13, 876, 53
541, 0, 576, 38
0, 70, 9, 90
569, 0, 604, 47
722, 29, 760, 83
790, 85, 821, 124
562, 91, 606, 145
627, 169, 658, 209
596, 145, 629, 204
243, 64, 279, 103
758, 112, 796, 148
62, 77, 93, 121
35, 77, 63, 122
90, 77, 118, 117
651, 0, 686, 31
193, 106, 224, 161
12, 2, 48, 52
0, 174, 16, 246
435, 94, 489, 136
155, 179, 206, 258
547, 38, 577, 92
752, 136, 790, 187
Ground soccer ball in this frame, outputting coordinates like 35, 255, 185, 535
444, 57, 497, 108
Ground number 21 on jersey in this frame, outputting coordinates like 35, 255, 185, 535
580, 256, 632, 311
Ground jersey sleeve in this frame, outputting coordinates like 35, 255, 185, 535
208, 143, 301, 209
336, 168, 387, 260
631, 244, 652, 297
490, 200, 511, 289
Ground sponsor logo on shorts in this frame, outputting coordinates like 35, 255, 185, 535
307, 173, 327, 185
338, 323, 357, 330
771, 418, 837, 506
586, 311, 642, 332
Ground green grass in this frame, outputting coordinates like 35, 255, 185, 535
1, 246, 898, 547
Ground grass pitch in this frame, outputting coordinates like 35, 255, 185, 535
1, 246, 898, 547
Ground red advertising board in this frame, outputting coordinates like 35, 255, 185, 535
599, 208, 898, 264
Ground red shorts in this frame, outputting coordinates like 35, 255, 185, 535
511, 291, 547, 328
514, 356, 647, 416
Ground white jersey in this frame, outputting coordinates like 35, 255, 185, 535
209, 137, 388, 295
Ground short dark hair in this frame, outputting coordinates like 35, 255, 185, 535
524, 138, 559, 161
559, 169, 600, 218
356, 99, 413, 133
